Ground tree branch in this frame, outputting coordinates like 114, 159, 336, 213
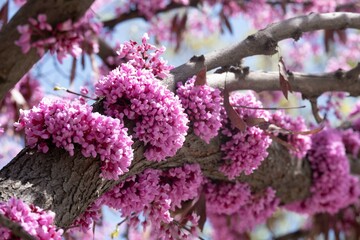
102, 0, 199, 29
205, 67, 360, 97
0, 213, 36, 240
0, 0, 95, 101
0, 128, 311, 228
166, 12, 360, 91
98, 12, 360, 93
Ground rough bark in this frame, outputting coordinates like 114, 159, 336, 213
0, 0, 95, 101
0, 129, 311, 229
206, 66, 360, 98
0, 214, 36, 240
166, 12, 360, 91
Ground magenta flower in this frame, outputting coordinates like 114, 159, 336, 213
96, 62, 188, 161
220, 92, 272, 178
0, 197, 63, 240
15, 12, 102, 63
15, 98, 133, 180
209, 187, 279, 239
286, 129, 360, 214
74, 164, 203, 236
205, 180, 251, 215
177, 76, 222, 143
271, 111, 311, 159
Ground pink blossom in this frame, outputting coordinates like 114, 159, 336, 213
318, 92, 347, 120
0, 73, 43, 132
281, 37, 321, 71
95, 63, 188, 161
148, 19, 176, 44
160, 164, 203, 210
271, 111, 311, 159
115, 33, 173, 79
220, 92, 272, 178
0, 197, 63, 239
15, 12, 102, 63
102, 169, 161, 217
286, 129, 360, 214
70, 199, 103, 233
341, 128, 360, 156
74, 164, 203, 238
205, 181, 251, 215
220, 126, 272, 178
325, 32, 360, 72
209, 187, 279, 239
14, 98, 133, 180
177, 76, 222, 143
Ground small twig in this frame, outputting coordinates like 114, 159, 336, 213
0, 213, 36, 240
117, 217, 128, 227
173, 220, 205, 240
232, 105, 305, 110
54, 86, 98, 100
309, 98, 323, 124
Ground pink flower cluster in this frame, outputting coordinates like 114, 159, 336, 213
71, 199, 103, 233
220, 92, 272, 178
271, 111, 311, 159
326, 32, 360, 72
73, 164, 203, 239
16, 12, 102, 63
341, 128, 360, 157
150, 212, 199, 240
0, 197, 63, 239
349, 100, 360, 131
159, 163, 203, 210
95, 62, 188, 161
176, 76, 222, 143
14, 98, 133, 180
204, 181, 251, 215
286, 129, 360, 214
209, 187, 279, 239
0, 73, 43, 131
102, 170, 161, 217
282, 36, 321, 71
318, 92, 347, 120
114, 33, 173, 79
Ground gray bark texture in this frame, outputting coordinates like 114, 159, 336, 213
0, 129, 311, 228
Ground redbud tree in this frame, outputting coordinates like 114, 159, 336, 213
1, 0, 360, 239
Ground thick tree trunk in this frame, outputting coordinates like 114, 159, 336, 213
0, 126, 311, 228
